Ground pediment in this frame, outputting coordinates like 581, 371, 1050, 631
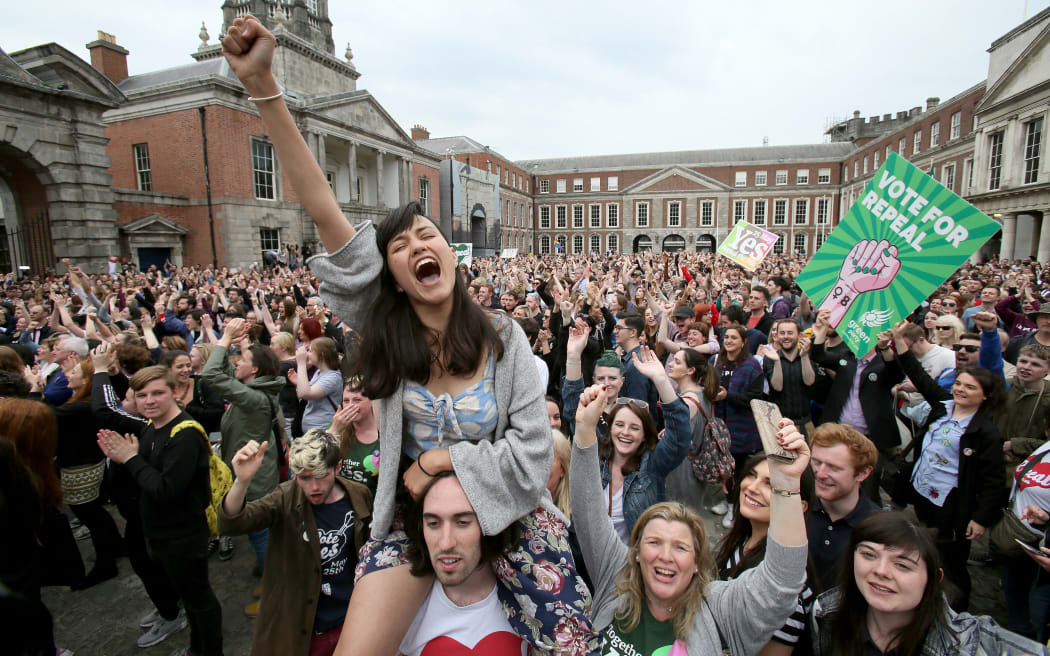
308, 92, 414, 147
623, 166, 729, 194
976, 22, 1050, 112
9, 43, 124, 106
120, 214, 189, 235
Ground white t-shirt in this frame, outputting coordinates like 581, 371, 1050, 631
604, 484, 628, 544
398, 580, 525, 656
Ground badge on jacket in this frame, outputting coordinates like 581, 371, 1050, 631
868, 373, 878, 382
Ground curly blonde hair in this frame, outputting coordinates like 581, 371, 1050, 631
614, 502, 714, 639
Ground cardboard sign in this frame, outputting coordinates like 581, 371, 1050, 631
717, 220, 779, 271
796, 152, 1000, 357
451, 243, 472, 266
500, 248, 519, 259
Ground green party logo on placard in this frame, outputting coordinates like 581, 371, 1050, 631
796, 152, 999, 357
451, 242, 472, 266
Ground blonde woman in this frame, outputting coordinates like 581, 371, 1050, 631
270, 331, 299, 437
932, 314, 965, 349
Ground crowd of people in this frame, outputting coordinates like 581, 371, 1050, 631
4, 15, 1050, 656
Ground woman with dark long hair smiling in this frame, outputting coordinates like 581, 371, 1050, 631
220, 16, 596, 656
810, 512, 1044, 656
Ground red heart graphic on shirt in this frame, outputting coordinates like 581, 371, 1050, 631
420, 631, 523, 655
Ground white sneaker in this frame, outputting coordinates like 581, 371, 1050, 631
721, 508, 735, 530
136, 610, 187, 648
710, 500, 730, 515
139, 608, 163, 629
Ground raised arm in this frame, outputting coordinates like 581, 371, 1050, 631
222, 16, 353, 253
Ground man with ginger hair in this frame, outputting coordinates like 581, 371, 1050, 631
805, 423, 882, 590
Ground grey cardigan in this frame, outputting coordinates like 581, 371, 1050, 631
309, 222, 554, 538
569, 440, 807, 655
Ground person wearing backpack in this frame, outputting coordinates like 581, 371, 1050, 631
663, 347, 727, 514
97, 365, 224, 656
201, 317, 287, 614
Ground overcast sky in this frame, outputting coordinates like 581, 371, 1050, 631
4, 0, 1049, 161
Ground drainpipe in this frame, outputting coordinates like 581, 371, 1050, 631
199, 107, 218, 268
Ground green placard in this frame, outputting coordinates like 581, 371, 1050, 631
796, 152, 999, 357
451, 242, 472, 266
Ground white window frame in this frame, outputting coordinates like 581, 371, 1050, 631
733, 199, 747, 224
635, 202, 649, 228
252, 139, 276, 200
540, 179, 550, 194
950, 112, 961, 140
886, 145, 892, 160
589, 203, 601, 228
607, 234, 619, 254
556, 179, 566, 193
753, 199, 766, 225
873, 151, 879, 169
816, 197, 829, 224
773, 233, 785, 255
755, 170, 767, 186
863, 157, 869, 175
555, 205, 567, 229
539, 235, 551, 255
794, 198, 809, 225
817, 168, 830, 184
773, 199, 787, 225
133, 143, 152, 192
775, 170, 788, 185
606, 203, 619, 228
899, 137, 907, 156
913, 130, 922, 154
793, 233, 807, 255
572, 234, 584, 254
797, 169, 809, 185
572, 204, 584, 229
573, 178, 583, 192
590, 177, 601, 191
667, 201, 681, 228
608, 176, 619, 191
1023, 118, 1043, 185
964, 157, 974, 195
988, 132, 1004, 191
555, 234, 567, 253
942, 163, 955, 192
260, 227, 280, 251
700, 200, 714, 227
853, 161, 859, 177
539, 206, 551, 229
930, 121, 940, 148
735, 171, 747, 187
418, 177, 430, 215
590, 234, 601, 253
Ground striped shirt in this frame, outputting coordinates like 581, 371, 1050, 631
722, 544, 813, 646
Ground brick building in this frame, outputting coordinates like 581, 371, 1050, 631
94, 0, 442, 269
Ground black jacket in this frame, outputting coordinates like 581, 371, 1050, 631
894, 351, 1005, 532
812, 343, 904, 450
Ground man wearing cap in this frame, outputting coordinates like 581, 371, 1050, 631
626, 269, 644, 298
1005, 306, 1050, 364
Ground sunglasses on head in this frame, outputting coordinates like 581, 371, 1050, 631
615, 397, 649, 411
952, 344, 979, 353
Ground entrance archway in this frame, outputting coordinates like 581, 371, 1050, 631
696, 234, 715, 253
0, 144, 54, 275
663, 234, 685, 252
633, 234, 653, 252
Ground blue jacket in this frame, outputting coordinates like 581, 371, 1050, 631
596, 397, 691, 535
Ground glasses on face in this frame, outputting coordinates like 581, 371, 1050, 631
616, 397, 649, 411
952, 344, 979, 353
935, 326, 953, 331
943, 302, 957, 308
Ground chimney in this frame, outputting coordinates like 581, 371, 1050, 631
910, 106, 922, 117
411, 124, 430, 141
926, 97, 940, 111
86, 30, 129, 84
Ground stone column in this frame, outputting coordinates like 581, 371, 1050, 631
1038, 213, 1050, 263
348, 141, 358, 202
1000, 214, 1017, 261
376, 150, 385, 208
316, 131, 327, 174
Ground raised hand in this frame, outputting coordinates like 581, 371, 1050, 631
96, 429, 139, 465
631, 345, 667, 381
765, 419, 811, 486
231, 439, 269, 482
817, 239, 902, 327
566, 324, 590, 357
757, 344, 780, 361
575, 383, 606, 432
221, 15, 278, 97
972, 311, 998, 333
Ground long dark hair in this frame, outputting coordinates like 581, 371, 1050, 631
714, 453, 816, 580
717, 324, 751, 370
599, 402, 659, 476
680, 348, 719, 402
828, 512, 947, 656
357, 202, 504, 399
953, 365, 1006, 411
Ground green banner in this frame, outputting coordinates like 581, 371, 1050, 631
796, 152, 999, 357
451, 242, 472, 266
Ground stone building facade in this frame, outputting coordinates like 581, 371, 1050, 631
0, 38, 124, 274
